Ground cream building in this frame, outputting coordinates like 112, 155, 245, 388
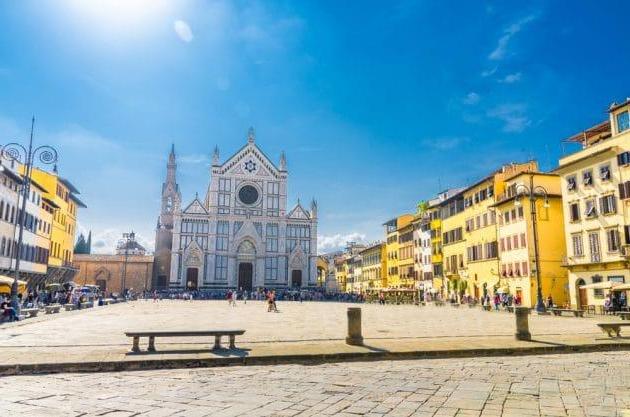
556, 98, 630, 309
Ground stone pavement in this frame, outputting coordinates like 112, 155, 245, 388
0, 301, 628, 373
0, 351, 628, 416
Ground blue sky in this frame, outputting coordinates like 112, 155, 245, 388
0, 0, 628, 253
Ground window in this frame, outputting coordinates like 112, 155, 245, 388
218, 193, 230, 207
512, 235, 519, 249
588, 232, 601, 263
520, 233, 526, 248
215, 255, 228, 280
606, 228, 620, 252
592, 275, 604, 298
582, 170, 593, 186
572, 234, 584, 257
569, 202, 580, 222
600, 195, 617, 215
567, 175, 577, 191
617, 111, 630, 133
267, 182, 280, 195
517, 207, 524, 220
599, 164, 611, 181
521, 261, 528, 277
618, 151, 630, 166
216, 221, 229, 251
618, 181, 630, 202
584, 199, 597, 218
266, 223, 278, 252
218, 178, 231, 192
265, 257, 278, 280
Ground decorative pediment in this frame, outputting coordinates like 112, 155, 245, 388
288, 203, 311, 220
184, 240, 203, 267
218, 142, 281, 179
289, 244, 306, 269
183, 197, 208, 215
231, 221, 263, 251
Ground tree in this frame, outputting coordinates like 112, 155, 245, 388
74, 233, 90, 254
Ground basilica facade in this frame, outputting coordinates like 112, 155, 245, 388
153, 128, 318, 291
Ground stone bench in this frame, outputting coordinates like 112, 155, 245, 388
45, 304, 61, 314
103, 299, 114, 305
64, 304, 76, 312
450, 303, 460, 308
21, 308, 40, 318
615, 312, 630, 321
551, 308, 584, 318
597, 322, 630, 337
80, 302, 94, 309
125, 330, 246, 353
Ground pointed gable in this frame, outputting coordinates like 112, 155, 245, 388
218, 141, 282, 179
183, 197, 208, 215
288, 202, 311, 220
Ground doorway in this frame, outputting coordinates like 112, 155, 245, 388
291, 270, 302, 287
238, 263, 253, 291
576, 278, 587, 309
186, 268, 198, 290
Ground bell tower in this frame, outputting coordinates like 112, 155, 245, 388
153, 144, 181, 288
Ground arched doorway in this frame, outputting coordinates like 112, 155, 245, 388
576, 278, 586, 309
291, 270, 302, 287
186, 268, 198, 290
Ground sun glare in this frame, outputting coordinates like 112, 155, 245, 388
64, 0, 171, 34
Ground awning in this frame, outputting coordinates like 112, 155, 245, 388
0, 275, 27, 294
579, 281, 620, 290
610, 284, 630, 291
0, 275, 27, 286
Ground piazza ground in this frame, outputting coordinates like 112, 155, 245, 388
0, 351, 628, 416
0, 300, 628, 373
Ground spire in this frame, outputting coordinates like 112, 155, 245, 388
212, 146, 220, 166
279, 151, 286, 171
168, 143, 176, 165
87, 230, 92, 254
247, 126, 255, 144
310, 198, 318, 219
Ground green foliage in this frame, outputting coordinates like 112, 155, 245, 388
74, 233, 90, 254
416, 200, 429, 214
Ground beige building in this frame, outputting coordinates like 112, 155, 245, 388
359, 242, 384, 291
74, 234, 154, 294
556, 98, 630, 309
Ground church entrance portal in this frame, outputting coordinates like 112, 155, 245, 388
291, 270, 302, 288
186, 268, 198, 290
238, 263, 253, 292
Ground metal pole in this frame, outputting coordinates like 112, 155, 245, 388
11, 117, 35, 313
529, 175, 545, 313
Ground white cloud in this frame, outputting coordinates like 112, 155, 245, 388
487, 104, 531, 133
88, 228, 154, 254
50, 124, 120, 150
499, 72, 522, 84
421, 137, 469, 151
318, 233, 366, 253
463, 92, 480, 105
489, 14, 538, 61
481, 67, 498, 77
174, 20, 194, 43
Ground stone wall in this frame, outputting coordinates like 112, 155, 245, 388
74, 254, 154, 294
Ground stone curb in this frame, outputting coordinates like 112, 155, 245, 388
1, 342, 628, 376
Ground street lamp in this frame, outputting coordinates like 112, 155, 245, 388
513, 175, 549, 313
1, 117, 58, 314
118, 232, 135, 297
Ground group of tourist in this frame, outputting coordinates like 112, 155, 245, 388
604, 292, 628, 313
143, 288, 365, 303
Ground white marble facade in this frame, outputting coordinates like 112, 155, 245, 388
159, 128, 318, 290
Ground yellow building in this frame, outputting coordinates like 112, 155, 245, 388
397, 222, 415, 289
359, 242, 385, 291
556, 98, 630, 309
28, 167, 86, 281
383, 214, 413, 288
334, 255, 348, 292
492, 172, 568, 307
441, 162, 537, 301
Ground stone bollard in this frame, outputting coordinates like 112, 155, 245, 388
346, 307, 364, 346
514, 307, 531, 341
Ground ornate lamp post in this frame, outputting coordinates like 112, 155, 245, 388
514, 175, 549, 313
118, 232, 135, 297
1, 117, 58, 312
